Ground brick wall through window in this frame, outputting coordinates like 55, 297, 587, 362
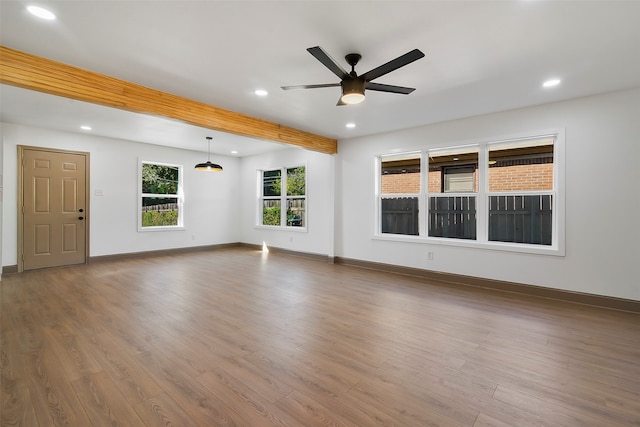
382, 159, 553, 193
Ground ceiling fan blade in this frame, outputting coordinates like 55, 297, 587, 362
281, 83, 341, 90
361, 49, 425, 82
307, 46, 350, 80
365, 82, 416, 94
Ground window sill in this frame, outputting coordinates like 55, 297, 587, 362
138, 226, 186, 232
372, 233, 564, 256
255, 225, 308, 233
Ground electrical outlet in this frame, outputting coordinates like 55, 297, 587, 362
427, 251, 434, 260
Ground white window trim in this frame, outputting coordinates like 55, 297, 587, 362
373, 130, 565, 256
255, 164, 308, 232
138, 159, 185, 232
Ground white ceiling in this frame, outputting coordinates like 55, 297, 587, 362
1, 0, 640, 156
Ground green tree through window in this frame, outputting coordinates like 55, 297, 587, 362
141, 162, 182, 228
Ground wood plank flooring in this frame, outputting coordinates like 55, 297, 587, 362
2, 247, 639, 426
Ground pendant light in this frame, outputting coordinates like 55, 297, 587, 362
195, 136, 223, 171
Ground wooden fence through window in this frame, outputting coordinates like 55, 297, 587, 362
382, 194, 552, 245
381, 197, 419, 235
488, 194, 552, 245
428, 196, 476, 239
141, 203, 178, 212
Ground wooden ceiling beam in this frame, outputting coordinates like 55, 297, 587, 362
0, 46, 337, 154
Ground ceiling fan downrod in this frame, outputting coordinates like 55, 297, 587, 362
345, 53, 361, 77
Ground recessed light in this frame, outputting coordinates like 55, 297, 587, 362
542, 78, 561, 88
27, 5, 56, 20
80, 125, 92, 131
346, 123, 356, 128
231, 150, 238, 154
254, 89, 268, 96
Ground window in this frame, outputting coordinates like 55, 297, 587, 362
487, 137, 554, 245
286, 166, 306, 227
139, 161, 183, 230
262, 169, 282, 226
379, 152, 421, 236
375, 132, 563, 254
428, 147, 478, 240
259, 166, 306, 228
443, 165, 475, 193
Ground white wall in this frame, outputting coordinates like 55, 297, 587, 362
336, 88, 640, 301
2, 124, 240, 265
239, 147, 335, 258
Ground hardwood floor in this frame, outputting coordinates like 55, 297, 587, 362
2, 247, 639, 426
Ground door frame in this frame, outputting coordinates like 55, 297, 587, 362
17, 145, 91, 273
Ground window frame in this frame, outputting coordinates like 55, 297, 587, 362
138, 159, 185, 232
256, 164, 308, 231
373, 130, 565, 256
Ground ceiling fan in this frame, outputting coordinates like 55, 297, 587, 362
281, 46, 425, 106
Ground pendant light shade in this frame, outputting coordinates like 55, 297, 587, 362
195, 137, 223, 171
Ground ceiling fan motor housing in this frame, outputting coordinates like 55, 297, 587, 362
341, 78, 365, 93
341, 78, 366, 104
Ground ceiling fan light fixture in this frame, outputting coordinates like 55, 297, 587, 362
195, 137, 223, 172
341, 91, 365, 105
340, 79, 365, 105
